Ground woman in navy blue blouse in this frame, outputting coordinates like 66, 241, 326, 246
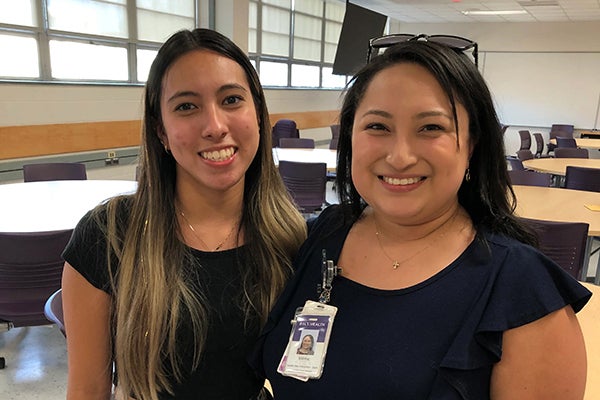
256, 37, 591, 399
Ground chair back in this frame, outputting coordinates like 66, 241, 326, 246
278, 138, 315, 149
556, 137, 577, 148
329, 137, 339, 150
330, 124, 340, 140
506, 156, 525, 171
532, 133, 545, 158
0, 229, 72, 327
564, 166, 600, 193
520, 218, 589, 280
271, 119, 299, 147
278, 160, 327, 213
23, 162, 87, 182
516, 149, 534, 161
554, 148, 589, 159
329, 124, 340, 150
518, 130, 531, 151
549, 124, 574, 139
44, 289, 65, 337
508, 170, 552, 187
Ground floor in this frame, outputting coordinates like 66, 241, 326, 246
0, 163, 598, 399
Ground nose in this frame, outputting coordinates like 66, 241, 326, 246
385, 132, 418, 169
201, 104, 227, 140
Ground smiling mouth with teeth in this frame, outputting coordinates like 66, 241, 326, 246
381, 176, 424, 186
200, 147, 236, 162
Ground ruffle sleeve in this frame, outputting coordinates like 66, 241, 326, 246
433, 234, 592, 399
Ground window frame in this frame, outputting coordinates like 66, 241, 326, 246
0, 0, 200, 86
249, 0, 349, 90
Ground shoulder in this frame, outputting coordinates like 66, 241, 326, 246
471, 229, 592, 327
306, 204, 353, 236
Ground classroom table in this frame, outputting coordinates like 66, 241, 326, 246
0, 180, 137, 232
579, 130, 600, 139
273, 148, 337, 172
549, 138, 600, 149
512, 185, 600, 284
522, 158, 600, 176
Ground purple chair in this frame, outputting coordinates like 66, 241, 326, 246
44, 289, 65, 337
278, 160, 327, 214
23, 162, 87, 182
554, 148, 589, 159
271, 119, 299, 148
532, 133, 551, 158
506, 156, 525, 171
520, 218, 589, 280
508, 170, 552, 187
518, 130, 532, 151
547, 124, 574, 154
0, 229, 72, 369
565, 166, 600, 193
329, 124, 340, 150
555, 137, 578, 148
278, 138, 315, 149
516, 149, 534, 161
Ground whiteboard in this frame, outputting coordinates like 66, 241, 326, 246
481, 52, 600, 129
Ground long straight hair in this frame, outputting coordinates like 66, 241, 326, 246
96, 29, 306, 400
336, 41, 536, 246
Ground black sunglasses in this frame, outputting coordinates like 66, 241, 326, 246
367, 33, 478, 66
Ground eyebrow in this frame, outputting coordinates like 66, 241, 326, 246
166, 83, 249, 103
414, 110, 453, 121
360, 109, 393, 119
360, 109, 453, 121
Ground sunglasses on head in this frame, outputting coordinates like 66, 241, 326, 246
366, 33, 478, 66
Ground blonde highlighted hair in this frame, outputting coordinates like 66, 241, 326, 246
95, 29, 306, 400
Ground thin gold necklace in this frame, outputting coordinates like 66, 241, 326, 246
373, 212, 456, 270
178, 210, 237, 251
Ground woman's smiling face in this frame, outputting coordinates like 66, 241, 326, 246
159, 49, 260, 194
351, 62, 472, 225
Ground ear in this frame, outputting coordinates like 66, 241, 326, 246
157, 125, 169, 150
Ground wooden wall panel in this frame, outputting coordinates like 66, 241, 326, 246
0, 110, 339, 160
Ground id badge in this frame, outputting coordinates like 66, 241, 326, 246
277, 300, 338, 381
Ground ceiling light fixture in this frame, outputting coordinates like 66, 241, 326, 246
462, 10, 529, 16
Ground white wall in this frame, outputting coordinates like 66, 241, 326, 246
389, 21, 600, 157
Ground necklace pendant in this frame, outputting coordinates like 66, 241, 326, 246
392, 260, 400, 269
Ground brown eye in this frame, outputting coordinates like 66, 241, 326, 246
223, 95, 242, 105
175, 103, 196, 111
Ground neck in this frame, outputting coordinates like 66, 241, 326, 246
176, 178, 244, 223
370, 204, 466, 243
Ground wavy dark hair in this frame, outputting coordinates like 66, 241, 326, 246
335, 40, 536, 245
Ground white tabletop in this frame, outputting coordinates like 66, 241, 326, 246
0, 180, 137, 232
273, 148, 337, 171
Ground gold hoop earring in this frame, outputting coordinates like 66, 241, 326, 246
465, 168, 471, 182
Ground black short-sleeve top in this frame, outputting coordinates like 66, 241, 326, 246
63, 199, 263, 400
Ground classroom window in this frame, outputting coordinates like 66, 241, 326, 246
0, 0, 197, 84
249, 0, 348, 89
259, 61, 288, 87
0, 34, 39, 78
0, 0, 37, 26
50, 40, 128, 81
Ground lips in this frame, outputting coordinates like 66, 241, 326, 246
199, 147, 236, 162
381, 176, 424, 186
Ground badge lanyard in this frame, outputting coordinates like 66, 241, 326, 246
277, 250, 341, 381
